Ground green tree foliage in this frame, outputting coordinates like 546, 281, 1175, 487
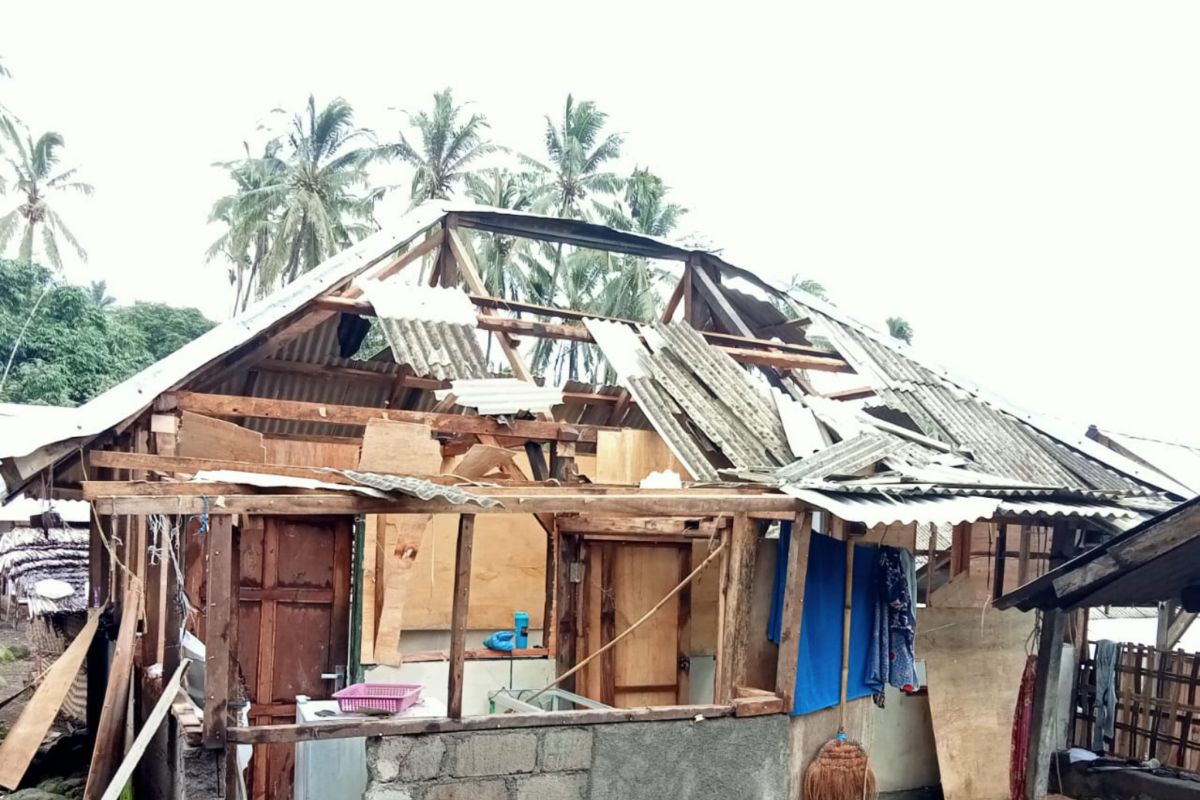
0, 260, 213, 405
887, 316, 914, 344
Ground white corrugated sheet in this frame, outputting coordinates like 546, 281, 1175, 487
359, 281, 478, 325
788, 488, 1139, 528
0, 495, 90, 523
436, 378, 564, 416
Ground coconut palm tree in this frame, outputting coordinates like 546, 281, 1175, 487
88, 280, 115, 308
382, 88, 495, 203
523, 95, 624, 305
598, 167, 686, 237
462, 168, 542, 299
246, 95, 379, 293
0, 120, 93, 270
207, 141, 288, 313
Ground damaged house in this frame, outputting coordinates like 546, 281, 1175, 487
0, 203, 1184, 800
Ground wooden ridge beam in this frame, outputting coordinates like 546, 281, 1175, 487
90, 491, 801, 517
161, 392, 602, 443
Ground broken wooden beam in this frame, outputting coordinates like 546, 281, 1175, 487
162, 392, 603, 444
90, 490, 801, 517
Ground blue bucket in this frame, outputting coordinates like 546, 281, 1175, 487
514, 611, 529, 649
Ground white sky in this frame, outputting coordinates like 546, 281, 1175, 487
2, 1, 1198, 443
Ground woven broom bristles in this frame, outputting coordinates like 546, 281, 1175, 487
803, 738, 877, 800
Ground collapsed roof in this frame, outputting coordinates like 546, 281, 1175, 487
0, 202, 1185, 529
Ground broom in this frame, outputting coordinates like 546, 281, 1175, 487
803, 535, 877, 800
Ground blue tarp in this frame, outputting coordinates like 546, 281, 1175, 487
770, 529, 879, 715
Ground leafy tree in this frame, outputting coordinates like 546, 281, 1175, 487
383, 88, 496, 203
111, 302, 214, 362
0, 121, 93, 270
210, 96, 378, 301
887, 316, 914, 344
0, 260, 213, 405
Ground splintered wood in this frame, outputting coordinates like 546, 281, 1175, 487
372, 514, 434, 666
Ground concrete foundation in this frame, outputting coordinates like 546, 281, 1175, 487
364, 715, 789, 800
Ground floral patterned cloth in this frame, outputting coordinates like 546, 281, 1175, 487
868, 546, 919, 706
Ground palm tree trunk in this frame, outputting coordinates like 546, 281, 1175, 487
283, 213, 309, 285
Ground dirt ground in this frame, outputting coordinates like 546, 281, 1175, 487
0, 613, 38, 731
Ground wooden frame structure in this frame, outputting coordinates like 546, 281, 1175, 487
0, 204, 1175, 800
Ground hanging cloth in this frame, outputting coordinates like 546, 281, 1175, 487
868, 546, 920, 705
770, 531, 879, 715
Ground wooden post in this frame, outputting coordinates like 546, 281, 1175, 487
1024, 522, 1076, 800
598, 544, 617, 707
676, 545, 693, 704
992, 523, 1008, 602
554, 532, 579, 691
448, 514, 476, 719
1017, 524, 1032, 585
717, 513, 758, 704
775, 512, 812, 709
203, 516, 234, 748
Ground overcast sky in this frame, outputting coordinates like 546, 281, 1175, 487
2, 1, 1198, 443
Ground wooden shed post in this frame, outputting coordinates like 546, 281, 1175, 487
203, 515, 236, 749
448, 514, 476, 719
716, 513, 758, 704
1024, 521, 1075, 800
775, 511, 813, 709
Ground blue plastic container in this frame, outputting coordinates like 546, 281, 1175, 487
514, 611, 529, 649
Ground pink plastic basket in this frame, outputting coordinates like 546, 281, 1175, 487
333, 683, 423, 714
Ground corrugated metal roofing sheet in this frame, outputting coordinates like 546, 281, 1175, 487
788, 488, 1139, 528
436, 379, 564, 416
776, 432, 905, 482
648, 323, 793, 466
336, 470, 501, 507
375, 317, 489, 381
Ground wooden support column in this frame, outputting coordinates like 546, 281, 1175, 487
598, 544, 617, 706
448, 514, 476, 719
554, 532, 580, 691
1024, 522, 1076, 800
203, 516, 235, 748
717, 513, 758, 704
992, 523, 1008, 602
1017, 524, 1032, 585
774, 512, 812, 709
676, 545, 693, 704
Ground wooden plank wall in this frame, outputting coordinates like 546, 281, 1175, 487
1072, 641, 1200, 770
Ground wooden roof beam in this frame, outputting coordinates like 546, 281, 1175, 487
158, 392, 604, 444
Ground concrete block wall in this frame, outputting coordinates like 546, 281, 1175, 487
365, 715, 789, 800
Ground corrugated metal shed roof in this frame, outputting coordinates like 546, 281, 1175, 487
789, 488, 1139, 528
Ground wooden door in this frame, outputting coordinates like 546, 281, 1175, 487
237, 516, 352, 800
581, 542, 690, 707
